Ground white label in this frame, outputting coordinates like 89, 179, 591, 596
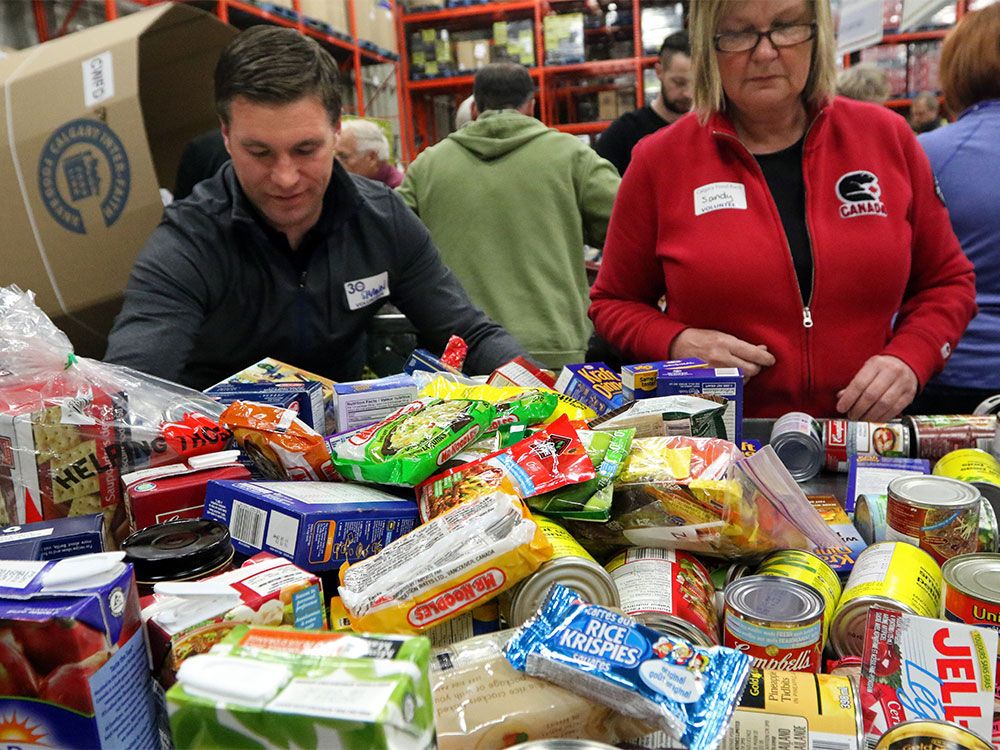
344, 272, 390, 311
253, 481, 398, 506
230, 500, 267, 549
265, 510, 299, 556
0, 527, 54, 544
639, 660, 704, 703
0, 561, 47, 589
611, 559, 674, 615
694, 182, 747, 216
82, 51, 114, 107
242, 564, 314, 597
274, 408, 297, 432
270, 677, 396, 720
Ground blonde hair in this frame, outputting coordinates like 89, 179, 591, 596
836, 63, 890, 103
691, 0, 838, 123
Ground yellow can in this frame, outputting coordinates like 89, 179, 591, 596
533, 514, 596, 562
829, 542, 942, 658
757, 549, 842, 647
874, 719, 993, 750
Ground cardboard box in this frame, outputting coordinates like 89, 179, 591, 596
555, 362, 623, 416
0, 513, 106, 560
354, 0, 399, 54
120, 450, 250, 537
621, 359, 707, 401
492, 20, 535, 67
0, 5, 236, 357
334, 375, 418, 433
205, 381, 325, 431
543, 13, 584, 65
454, 39, 490, 71
142, 554, 326, 687
597, 90, 618, 121
657, 367, 744, 445
203, 480, 420, 572
299, 0, 350, 35
0, 554, 158, 748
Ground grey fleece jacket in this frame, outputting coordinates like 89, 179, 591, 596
104, 161, 526, 389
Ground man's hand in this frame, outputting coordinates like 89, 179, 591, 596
836, 355, 918, 422
669, 328, 776, 378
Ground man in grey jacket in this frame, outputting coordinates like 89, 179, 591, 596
105, 26, 525, 389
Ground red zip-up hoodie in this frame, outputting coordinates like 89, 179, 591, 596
590, 96, 977, 418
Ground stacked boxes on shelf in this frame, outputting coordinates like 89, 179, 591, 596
454, 32, 492, 72
410, 27, 456, 78
298, 0, 351, 38
492, 19, 535, 66
543, 12, 584, 65
907, 42, 942, 96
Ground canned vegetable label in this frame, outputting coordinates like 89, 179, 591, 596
935, 449, 1000, 487
909, 415, 997, 463
758, 550, 842, 646
839, 543, 941, 617
533, 515, 596, 563
885, 476, 981, 564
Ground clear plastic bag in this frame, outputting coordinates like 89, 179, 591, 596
0, 286, 228, 531
564, 437, 843, 561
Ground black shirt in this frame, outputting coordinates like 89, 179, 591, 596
755, 137, 813, 304
595, 105, 669, 175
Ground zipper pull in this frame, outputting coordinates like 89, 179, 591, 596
802, 306, 814, 328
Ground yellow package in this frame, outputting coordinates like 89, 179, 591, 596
420, 378, 595, 424
338, 492, 553, 634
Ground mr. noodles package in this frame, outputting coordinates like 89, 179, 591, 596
338, 492, 552, 634
419, 378, 592, 424
505, 584, 751, 750
328, 398, 496, 486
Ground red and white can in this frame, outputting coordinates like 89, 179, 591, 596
606, 547, 719, 646
724, 574, 825, 672
824, 420, 911, 473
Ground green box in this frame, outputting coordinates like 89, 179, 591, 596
167, 626, 434, 750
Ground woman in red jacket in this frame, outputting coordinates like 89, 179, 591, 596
590, 0, 976, 420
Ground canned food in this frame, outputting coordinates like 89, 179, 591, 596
942, 553, 1000, 705
724, 575, 825, 672
974, 394, 1000, 416
829, 542, 942, 658
824, 420, 911, 473
500, 515, 618, 627
726, 669, 862, 750
827, 655, 862, 686
508, 742, 619, 750
606, 548, 718, 646
935, 448, 1000, 516
708, 562, 749, 624
873, 719, 993, 750
757, 549, 842, 647
906, 414, 997, 463
122, 518, 234, 596
854, 493, 887, 545
886, 475, 981, 564
770, 412, 824, 482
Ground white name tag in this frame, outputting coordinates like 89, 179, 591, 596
694, 182, 747, 216
345, 272, 390, 311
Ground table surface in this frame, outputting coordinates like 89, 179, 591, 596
743, 418, 845, 500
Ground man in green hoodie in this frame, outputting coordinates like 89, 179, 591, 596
398, 63, 621, 368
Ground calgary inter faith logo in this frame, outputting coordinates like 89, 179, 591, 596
836, 170, 887, 219
37, 118, 131, 235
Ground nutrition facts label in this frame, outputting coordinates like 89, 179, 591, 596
610, 559, 673, 614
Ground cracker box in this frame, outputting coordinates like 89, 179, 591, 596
0, 513, 106, 560
216, 357, 337, 434
142, 554, 326, 687
487, 357, 556, 389
205, 381, 325, 431
845, 455, 930, 514
333, 375, 418, 433
0, 386, 124, 528
121, 450, 250, 538
167, 626, 434, 750
0, 553, 159, 748
656, 367, 743, 444
554, 362, 623, 416
203, 480, 420, 572
621, 358, 707, 401
403, 348, 464, 377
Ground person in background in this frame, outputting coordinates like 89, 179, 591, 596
455, 94, 475, 129
590, 0, 976, 420
173, 129, 228, 201
595, 31, 692, 175
335, 118, 404, 188
398, 63, 620, 368
835, 62, 890, 103
912, 3, 1000, 414
105, 27, 526, 389
910, 90, 946, 133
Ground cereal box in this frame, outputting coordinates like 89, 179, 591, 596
555, 363, 623, 416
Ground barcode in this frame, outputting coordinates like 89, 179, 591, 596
628, 548, 672, 562
814, 738, 855, 750
230, 500, 266, 549
864, 736, 879, 750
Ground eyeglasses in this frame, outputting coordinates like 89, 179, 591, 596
714, 22, 817, 53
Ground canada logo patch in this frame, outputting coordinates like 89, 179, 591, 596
836, 170, 887, 219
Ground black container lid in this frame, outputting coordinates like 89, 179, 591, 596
122, 519, 233, 584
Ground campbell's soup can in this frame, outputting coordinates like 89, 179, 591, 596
886, 475, 981, 564
501, 515, 618, 627
824, 420, 911, 473
942, 553, 1000, 712
606, 548, 718, 645
757, 549, 842, 648
829, 542, 942, 658
724, 575, 824, 672
873, 719, 993, 750
905, 415, 997, 463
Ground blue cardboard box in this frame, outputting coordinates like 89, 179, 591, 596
621, 358, 707, 401
203, 480, 420, 572
845, 455, 931, 514
0, 513, 105, 560
205, 381, 325, 430
333, 375, 418, 433
554, 362, 623, 416
657, 367, 743, 444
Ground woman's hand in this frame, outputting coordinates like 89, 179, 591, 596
836, 355, 918, 421
669, 328, 776, 378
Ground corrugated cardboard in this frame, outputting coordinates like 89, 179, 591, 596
299, 0, 350, 35
354, 0, 399, 53
0, 5, 236, 358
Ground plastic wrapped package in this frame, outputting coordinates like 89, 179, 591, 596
419, 376, 593, 425
0, 286, 228, 533
431, 630, 652, 749
565, 437, 843, 560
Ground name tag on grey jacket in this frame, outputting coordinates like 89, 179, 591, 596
345, 272, 390, 310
